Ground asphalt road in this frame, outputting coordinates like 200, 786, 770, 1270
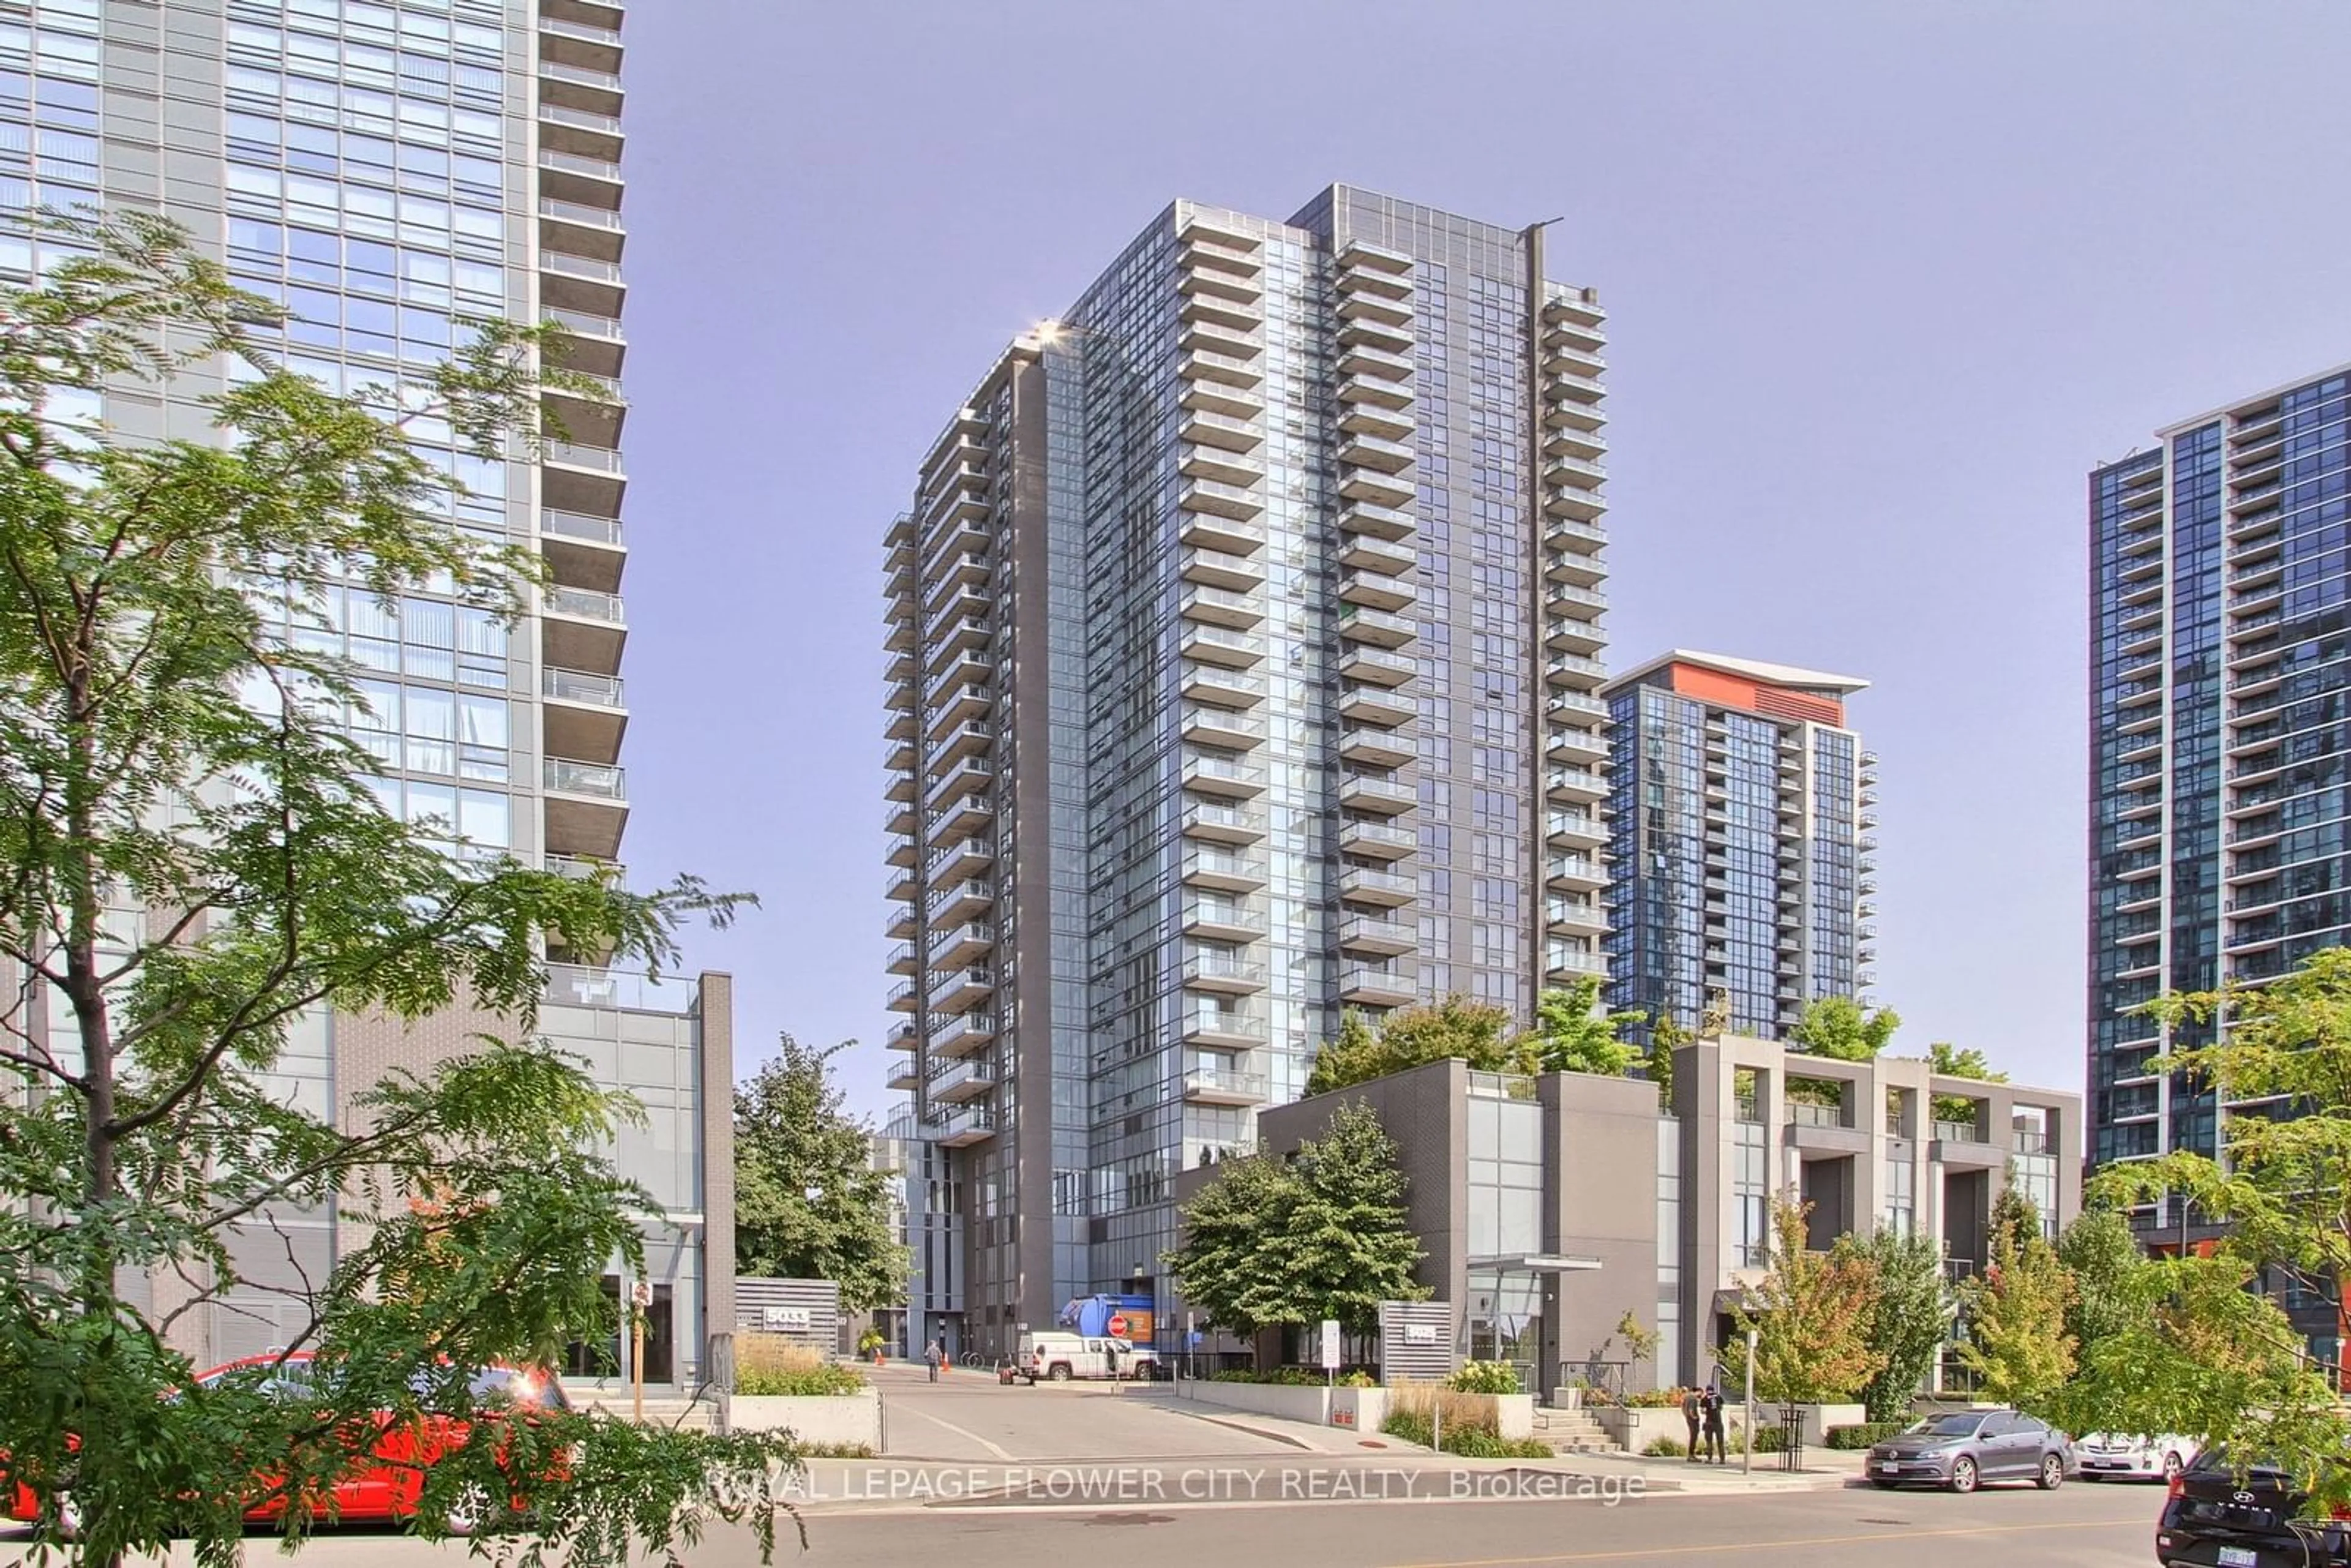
873, 1365, 1302, 1460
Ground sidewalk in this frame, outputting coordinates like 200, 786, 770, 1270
1569, 1446, 1866, 1494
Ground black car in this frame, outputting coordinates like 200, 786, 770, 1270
1865, 1409, 2073, 1493
2158, 1452, 2349, 1567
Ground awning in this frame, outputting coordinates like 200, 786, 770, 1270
1467, 1253, 1603, 1274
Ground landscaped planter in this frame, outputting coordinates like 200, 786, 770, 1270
728, 1389, 882, 1449
1492, 1393, 1535, 1440
1788, 1402, 1867, 1449
1595, 1405, 1687, 1452
1174, 1378, 1391, 1431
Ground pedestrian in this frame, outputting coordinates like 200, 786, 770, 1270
1680, 1386, 1703, 1462
1700, 1386, 1728, 1465
924, 1338, 942, 1382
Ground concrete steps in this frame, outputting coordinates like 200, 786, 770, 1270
1531, 1406, 1619, 1454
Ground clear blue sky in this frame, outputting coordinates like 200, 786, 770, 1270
607, 1, 2351, 1116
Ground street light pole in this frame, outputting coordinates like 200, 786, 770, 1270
1742, 1326, 1757, 1477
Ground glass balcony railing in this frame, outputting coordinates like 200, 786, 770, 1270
545, 757, 624, 798
542, 509, 621, 544
544, 667, 624, 707
546, 585, 623, 622
1932, 1120, 1985, 1144
539, 197, 623, 232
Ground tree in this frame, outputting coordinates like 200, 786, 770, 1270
1954, 1204, 2075, 1410
1163, 1101, 1426, 1341
1729, 1193, 1886, 1406
1988, 1174, 2045, 1256
1851, 1229, 1949, 1423
1304, 996, 1530, 1095
1928, 1040, 2008, 1126
0, 213, 797, 1566
1648, 1011, 1684, 1112
1529, 977, 1643, 1077
2055, 1204, 2147, 1362
1788, 996, 1901, 1061
733, 1034, 908, 1311
2062, 948, 2351, 1511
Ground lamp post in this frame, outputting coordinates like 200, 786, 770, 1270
1742, 1324, 1757, 1477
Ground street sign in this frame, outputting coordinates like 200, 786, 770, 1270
1106, 1313, 1130, 1338
1319, 1318, 1341, 1371
629, 1280, 652, 1309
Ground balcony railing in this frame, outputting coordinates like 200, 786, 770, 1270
539, 197, 623, 232
546, 585, 623, 623
545, 757, 624, 798
2013, 1128, 2051, 1155
1788, 1100, 1846, 1129
544, 964, 699, 1015
542, 509, 623, 544
544, 667, 624, 707
546, 440, 623, 474
1932, 1120, 1985, 1144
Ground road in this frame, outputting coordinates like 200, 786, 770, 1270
0, 1367, 2175, 1567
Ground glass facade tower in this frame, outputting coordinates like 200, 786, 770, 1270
882, 186, 1611, 1354
0, 0, 731, 1389
1601, 652, 1877, 1043
2087, 366, 2351, 1258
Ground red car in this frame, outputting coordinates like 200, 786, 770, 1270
4, 1352, 569, 1534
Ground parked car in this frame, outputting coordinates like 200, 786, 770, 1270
2, 1352, 569, 1534
1865, 1408, 2074, 1493
2078, 1431, 2199, 1482
2156, 1450, 2350, 1567
1011, 1332, 1156, 1383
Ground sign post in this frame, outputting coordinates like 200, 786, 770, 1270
631, 1279, 653, 1424
1319, 1318, 1341, 1389
1742, 1326, 1757, 1478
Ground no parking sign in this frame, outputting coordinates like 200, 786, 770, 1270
1106, 1313, 1130, 1338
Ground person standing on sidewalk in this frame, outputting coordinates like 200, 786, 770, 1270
1700, 1386, 1728, 1465
924, 1338, 942, 1382
1680, 1387, 1703, 1461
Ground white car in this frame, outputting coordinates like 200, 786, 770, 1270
2075, 1431, 2197, 1481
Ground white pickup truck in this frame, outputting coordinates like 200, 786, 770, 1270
1011, 1332, 1158, 1382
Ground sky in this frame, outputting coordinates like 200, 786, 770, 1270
604, 0, 2351, 1117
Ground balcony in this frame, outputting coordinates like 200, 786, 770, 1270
539, 507, 625, 594
1545, 948, 1610, 981
1179, 583, 1264, 631
1339, 913, 1415, 957
930, 917, 996, 973
1335, 314, 1413, 355
1340, 568, 1415, 612
1336, 372, 1415, 412
539, 195, 624, 270
1546, 811, 1605, 849
930, 1011, 997, 1059
1338, 604, 1416, 649
1339, 726, 1414, 770
1179, 471, 1266, 519
1547, 617, 1605, 655
1545, 854, 1607, 890
1338, 400, 1414, 441
1180, 1011, 1265, 1052
928, 1056, 1000, 1105
1182, 800, 1263, 845
1545, 370, 1605, 407
1182, 898, 1262, 945
1178, 293, 1261, 334
1545, 484, 1606, 523
1180, 225, 1263, 277
544, 757, 626, 860
1182, 1069, 1269, 1108
539, 146, 621, 212
1337, 343, 1414, 383
1338, 532, 1415, 577
542, 667, 627, 762
928, 1103, 997, 1147
925, 876, 992, 928
1339, 429, 1415, 474
1338, 964, 1415, 1008
931, 793, 991, 848
1182, 664, 1265, 711
1338, 467, 1415, 509
1179, 321, 1263, 363
1181, 950, 1268, 996
1340, 644, 1418, 688
1177, 262, 1262, 306
886, 1021, 918, 1054
1340, 819, 1415, 861
1180, 545, 1266, 593
1547, 729, 1608, 766
928, 964, 996, 1016
1340, 773, 1416, 817
1180, 405, 1264, 454
1180, 375, 1264, 421
1335, 288, 1413, 329
1547, 899, 1606, 935
1180, 705, 1267, 751
887, 1063, 921, 1093
886, 977, 919, 1015
538, 56, 623, 119
1344, 686, 1411, 729
930, 719, 993, 768
1177, 508, 1266, 558
542, 584, 625, 674
542, 440, 625, 519
1183, 846, 1268, 893
1182, 751, 1268, 799
1340, 865, 1415, 908
1545, 653, 1608, 688
1338, 500, 1415, 543
1182, 622, 1265, 670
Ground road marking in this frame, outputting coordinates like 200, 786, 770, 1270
883, 1398, 1017, 1462
1382, 1516, 2136, 1567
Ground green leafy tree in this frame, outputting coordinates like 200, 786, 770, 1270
1164, 1101, 1426, 1340
1851, 1229, 1950, 1423
1955, 1205, 2075, 1410
1729, 1194, 1886, 1405
0, 212, 798, 1567
1988, 1174, 2045, 1257
2060, 948, 2351, 1512
733, 1033, 909, 1311
1529, 977, 1644, 1077
2055, 1204, 2147, 1361
1788, 996, 1901, 1061
1304, 996, 1529, 1094
1648, 1011, 1684, 1112
1927, 1040, 2008, 1126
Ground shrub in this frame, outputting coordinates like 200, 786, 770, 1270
735, 1335, 868, 1397
1625, 1386, 1687, 1409
1447, 1360, 1523, 1395
1209, 1366, 1376, 1387
1826, 1422, 1901, 1450
1387, 1379, 1498, 1437
1381, 1409, 1551, 1458
1643, 1436, 1688, 1458
801, 1442, 876, 1458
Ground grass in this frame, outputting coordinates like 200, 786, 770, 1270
735, 1335, 868, 1397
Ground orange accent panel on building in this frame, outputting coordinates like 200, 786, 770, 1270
1665, 662, 1845, 727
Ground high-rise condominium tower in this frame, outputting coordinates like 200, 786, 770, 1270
882, 186, 1610, 1354
1601, 652, 1876, 1043
0, 0, 731, 1389
2087, 365, 2351, 1267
